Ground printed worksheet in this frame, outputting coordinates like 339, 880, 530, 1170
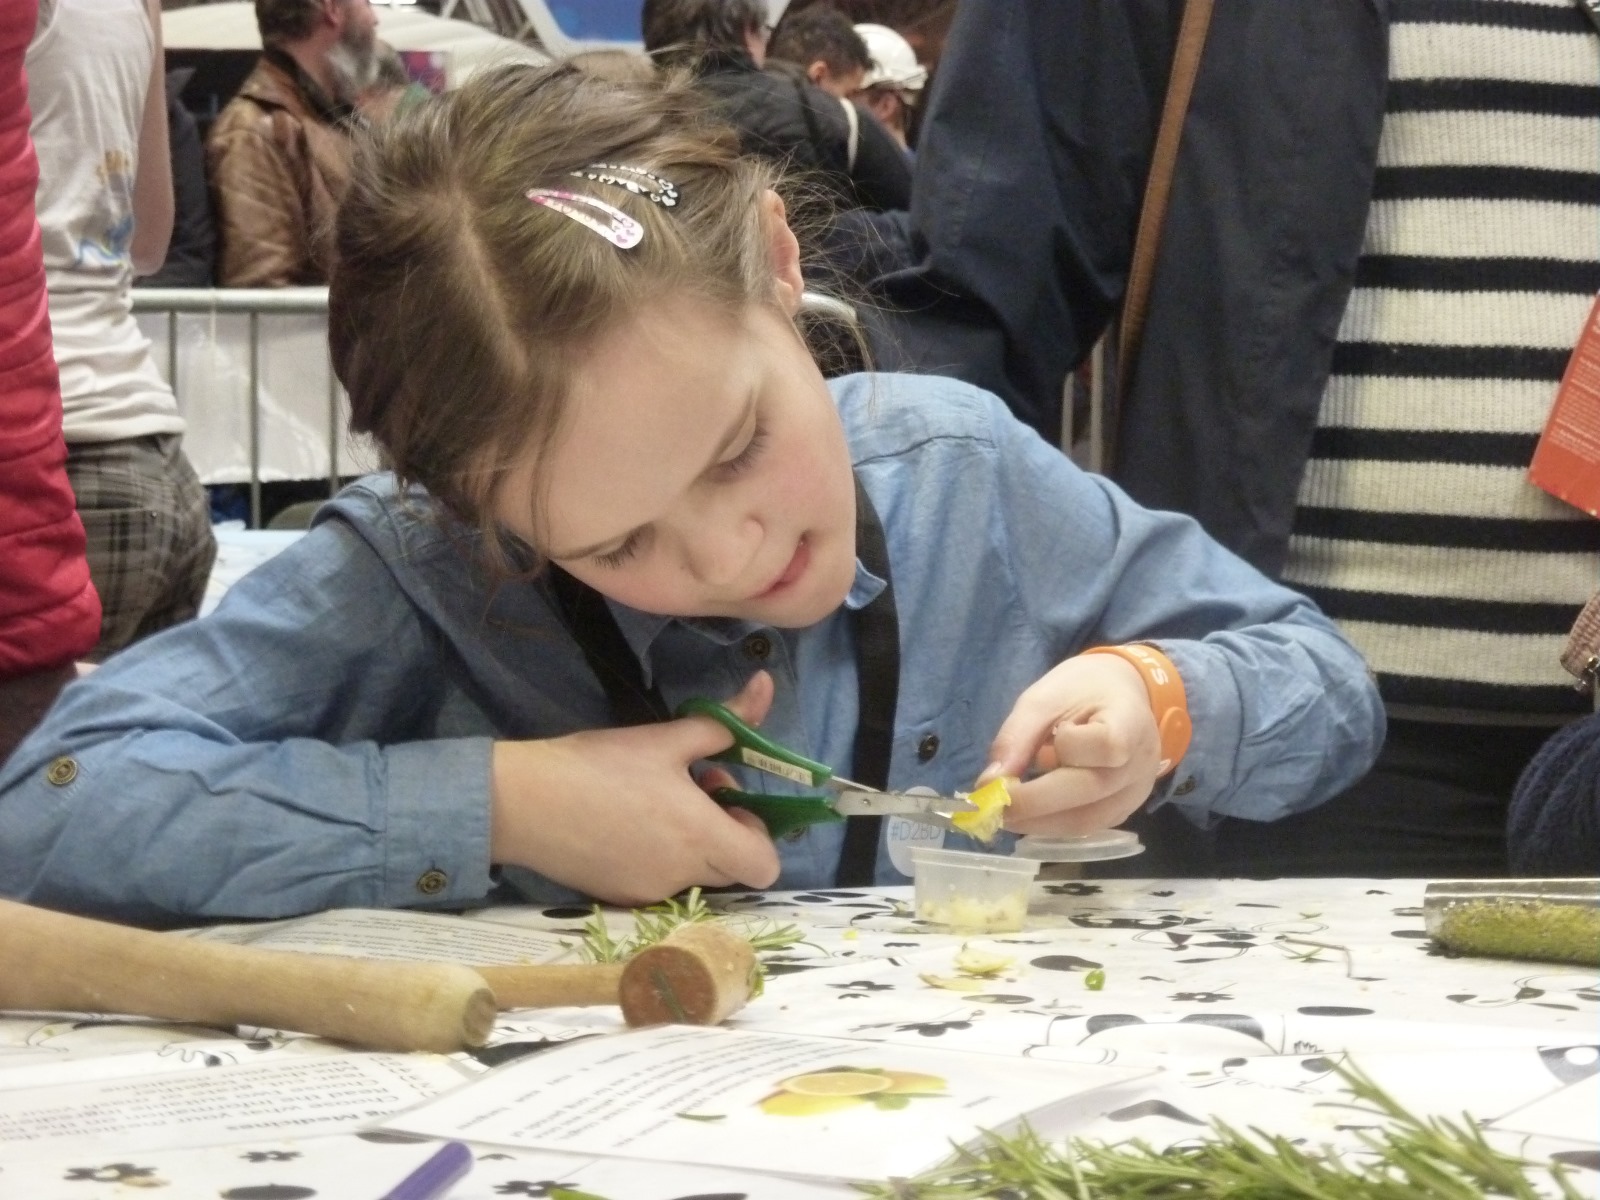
386, 1023, 1149, 1181
0, 1052, 469, 1159
182, 907, 577, 964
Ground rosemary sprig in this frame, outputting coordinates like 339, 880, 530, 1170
853, 1062, 1583, 1200
570, 886, 810, 1000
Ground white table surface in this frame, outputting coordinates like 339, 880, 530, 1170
1, 878, 1594, 1198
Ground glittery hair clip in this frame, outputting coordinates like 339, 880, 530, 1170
568, 162, 680, 209
525, 188, 644, 249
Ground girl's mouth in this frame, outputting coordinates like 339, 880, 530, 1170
756, 537, 810, 599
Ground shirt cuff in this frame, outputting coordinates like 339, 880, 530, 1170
379, 737, 496, 907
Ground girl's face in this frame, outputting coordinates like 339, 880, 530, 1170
496, 293, 858, 629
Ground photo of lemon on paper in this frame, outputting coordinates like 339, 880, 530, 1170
758, 1067, 947, 1117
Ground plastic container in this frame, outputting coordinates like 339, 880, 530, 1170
1013, 830, 1144, 863
909, 847, 1042, 933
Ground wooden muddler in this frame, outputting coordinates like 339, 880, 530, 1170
616, 923, 755, 1027
472, 962, 626, 1009
475, 924, 756, 1025
0, 898, 496, 1054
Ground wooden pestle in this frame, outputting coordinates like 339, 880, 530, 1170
616, 923, 756, 1026
472, 962, 626, 1009
0, 900, 760, 1049
475, 923, 757, 1026
0, 897, 495, 1053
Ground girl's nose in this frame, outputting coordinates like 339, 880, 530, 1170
683, 513, 762, 588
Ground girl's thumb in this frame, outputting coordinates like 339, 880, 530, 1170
979, 710, 1052, 787
678, 671, 775, 758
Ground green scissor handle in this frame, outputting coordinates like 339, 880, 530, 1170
707, 790, 844, 840
676, 698, 845, 839
676, 697, 837, 787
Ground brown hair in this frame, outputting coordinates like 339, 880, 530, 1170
255, 0, 328, 46
329, 63, 786, 567
641, 0, 767, 65
768, 5, 872, 77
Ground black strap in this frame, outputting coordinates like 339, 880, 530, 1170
548, 568, 671, 726
549, 472, 899, 887
835, 474, 899, 886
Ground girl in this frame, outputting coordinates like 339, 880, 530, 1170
0, 65, 1383, 925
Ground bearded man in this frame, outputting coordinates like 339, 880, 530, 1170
207, 0, 378, 286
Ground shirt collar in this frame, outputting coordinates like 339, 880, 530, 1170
611, 557, 887, 686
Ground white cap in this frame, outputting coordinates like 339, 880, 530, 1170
855, 23, 926, 91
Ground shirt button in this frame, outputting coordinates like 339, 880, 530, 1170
1172, 776, 1197, 796
415, 869, 449, 895
743, 634, 772, 661
917, 734, 940, 762
45, 756, 78, 786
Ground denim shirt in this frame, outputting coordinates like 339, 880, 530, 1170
0, 374, 1384, 922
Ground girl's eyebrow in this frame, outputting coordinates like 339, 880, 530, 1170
547, 396, 756, 561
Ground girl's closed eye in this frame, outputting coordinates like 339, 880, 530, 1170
718, 417, 769, 477
593, 530, 645, 569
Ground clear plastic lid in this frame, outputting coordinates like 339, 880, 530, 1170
1011, 830, 1145, 863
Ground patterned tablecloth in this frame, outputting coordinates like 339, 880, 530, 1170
1, 877, 1594, 1198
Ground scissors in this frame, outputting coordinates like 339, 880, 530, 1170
678, 697, 978, 840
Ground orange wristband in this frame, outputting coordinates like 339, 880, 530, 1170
1078, 644, 1192, 776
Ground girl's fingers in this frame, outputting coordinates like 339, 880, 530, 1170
1049, 713, 1138, 770
1005, 778, 1150, 837
707, 806, 782, 887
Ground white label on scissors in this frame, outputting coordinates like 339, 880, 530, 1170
737, 748, 814, 785
886, 815, 944, 877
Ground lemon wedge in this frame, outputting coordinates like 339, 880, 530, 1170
951, 776, 1013, 843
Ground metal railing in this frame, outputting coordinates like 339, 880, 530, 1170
131, 286, 864, 528
132, 287, 344, 528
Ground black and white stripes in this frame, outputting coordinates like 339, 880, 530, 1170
1281, 0, 1600, 717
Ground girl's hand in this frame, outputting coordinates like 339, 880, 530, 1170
490, 672, 782, 906
982, 654, 1162, 837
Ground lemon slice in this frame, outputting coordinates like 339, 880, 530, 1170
951, 776, 1013, 843
778, 1070, 893, 1096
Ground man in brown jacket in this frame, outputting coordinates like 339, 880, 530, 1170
207, 0, 378, 287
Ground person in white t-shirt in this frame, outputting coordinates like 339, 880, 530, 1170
27, 0, 215, 658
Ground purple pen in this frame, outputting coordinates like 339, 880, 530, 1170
380, 1141, 474, 1200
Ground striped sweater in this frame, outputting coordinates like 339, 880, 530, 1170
1281, 0, 1600, 719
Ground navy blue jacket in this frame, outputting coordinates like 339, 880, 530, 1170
1509, 711, 1600, 875
875, 0, 1389, 576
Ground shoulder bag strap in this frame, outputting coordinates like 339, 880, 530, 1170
1561, 590, 1600, 695
835, 473, 899, 886
1114, 0, 1215, 411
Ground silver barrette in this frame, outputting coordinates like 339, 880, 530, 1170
568, 162, 680, 208
525, 188, 644, 249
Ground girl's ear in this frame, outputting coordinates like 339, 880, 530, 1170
761, 190, 805, 316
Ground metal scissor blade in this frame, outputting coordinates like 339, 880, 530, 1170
830, 789, 978, 819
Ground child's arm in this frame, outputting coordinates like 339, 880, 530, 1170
932, 379, 1387, 833
0, 496, 784, 925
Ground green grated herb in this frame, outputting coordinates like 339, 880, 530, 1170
1433, 899, 1600, 967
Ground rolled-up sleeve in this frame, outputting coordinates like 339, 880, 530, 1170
993, 392, 1385, 825
0, 514, 496, 924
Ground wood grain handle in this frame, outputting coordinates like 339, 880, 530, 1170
472, 962, 626, 1009
0, 898, 495, 1053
